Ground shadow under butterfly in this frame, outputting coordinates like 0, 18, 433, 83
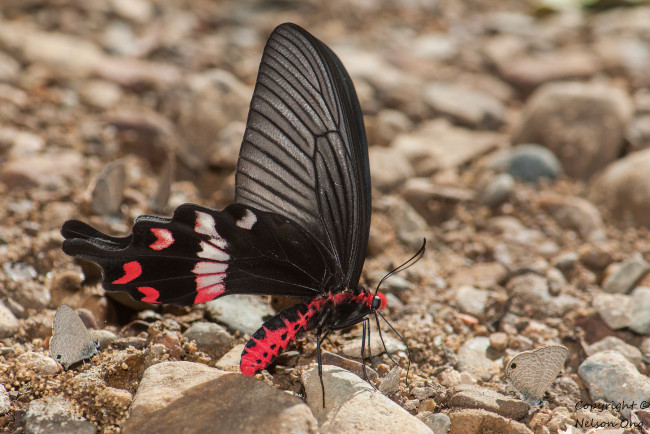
61, 23, 423, 405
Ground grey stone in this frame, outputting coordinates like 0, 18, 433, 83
587, 336, 643, 366
630, 286, 650, 335
368, 146, 415, 191
539, 193, 605, 241
602, 257, 650, 294
215, 344, 245, 372
507, 144, 562, 183
513, 82, 633, 179
454, 286, 489, 318
590, 148, 650, 228
321, 351, 378, 383
478, 173, 514, 207
0, 384, 10, 416
379, 366, 401, 396
449, 384, 529, 419
0, 301, 18, 338
507, 273, 584, 319
393, 119, 503, 175
88, 329, 117, 350
183, 321, 233, 359
457, 337, 500, 381
340, 333, 406, 359
13, 280, 51, 309
448, 408, 533, 434
419, 412, 451, 434
206, 294, 274, 335
626, 114, 650, 152
25, 395, 96, 434
124, 368, 317, 434
592, 292, 632, 330
578, 351, 650, 417
424, 82, 505, 130
302, 365, 432, 433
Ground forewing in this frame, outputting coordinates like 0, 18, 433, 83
235, 23, 370, 289
62, 204, 336, 305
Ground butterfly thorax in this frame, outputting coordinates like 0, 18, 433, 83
306, 287, 386, 332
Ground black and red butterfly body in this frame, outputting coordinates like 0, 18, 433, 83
62, 23, 386, 381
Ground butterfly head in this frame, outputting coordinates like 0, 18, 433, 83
371, 292, 387, 311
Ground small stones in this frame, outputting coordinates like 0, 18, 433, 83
215, 344, 246, 372
302, 366, 431, 433
0, 385, 10, 416
592, 292, 632, 330
424, 82, 505, 130
205, 295, 274, 335
25, 395, 97, 434
183, 321, 233, 360
477, 173, 514, 207
320, 351, 378, 383
378, 366, 401, 395
18, 352, 62, 375
457, 337, 500, 381
629, 286, 650, 334
586, 336, 643, 366
601, 256, 650, 294
449, 385, 529, 419
417, 412, 450, 434
578, 351, 650, 417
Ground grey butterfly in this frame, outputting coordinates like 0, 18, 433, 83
50, 304, 98, 369
88, 159, 126, 216
505, 344, 568, 405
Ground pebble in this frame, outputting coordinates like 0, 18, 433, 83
368, 146, 415, 190
183, 321, 233, 360
592, 292, 632, 330
378, 366, 401, 395
372, 196, 427, 250
0, 301, 18, 338
124, 366, 317, 433
590, 148, 650, 228
489, 332, 509, 352
128, 362, 228, 418
321, 351, 378, 383
19, 352, 62, 375
423, 82, 505, 130
448, 408, 533, 434
0, 51, 20, 82
393, 119, 502, 175
215, 344, 245, 372
0, 385, 10, 416
78, 80, 123, 109
586, 336, 643, 366
601, 256, 650, 294
449, 384, 529, 419
24, 395, 97, 434
626, 114, 650, 152
578, 350, 650, 417
340, 333, 406, 359
1, 152, 83, 190
507, 273, 583, 319
512, 81, 633, 179
367, 109, 413, 147
538, 193, 605, 241
454, 286, 490, 318
477, 173, 514, 207
302, 365, 432, 433
417, 412, 451, 434
94, 387, 132, 415
456, 337, 500, 381
88, 329, 117, 350
629, 286, 650, 334
12, 280, 51, 310
206, 294, 274, 335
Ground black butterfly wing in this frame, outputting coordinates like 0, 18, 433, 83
235, 23, 371, 290
61, 204, 337, 305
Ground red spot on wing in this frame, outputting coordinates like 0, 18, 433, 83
137, 286, 160, 303
194, 284, 225, 304
112, 261, 142, 284
149, 228, 174, 250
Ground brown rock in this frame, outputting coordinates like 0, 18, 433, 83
449, 408, 533, 434
449, 385, 529, 419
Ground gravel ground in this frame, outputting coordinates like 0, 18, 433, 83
1, 1, 650, 433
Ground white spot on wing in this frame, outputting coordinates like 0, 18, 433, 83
195, 211, 227, 249
236, 209, 257, 230
198, 241, 230, 261
193, 261, 228, 275
196, 274, 226, 288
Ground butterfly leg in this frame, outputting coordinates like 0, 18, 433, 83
361, 317, 378, 391
316, 326, 326, 408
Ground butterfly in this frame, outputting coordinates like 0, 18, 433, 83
61, 23, 410, 399
50, 304, 99, 369
505, 344, 568, 405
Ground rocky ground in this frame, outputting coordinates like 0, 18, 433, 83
1, 0, 650, 433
